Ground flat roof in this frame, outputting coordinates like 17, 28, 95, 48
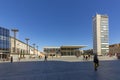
61, 45, 87, 48
43, 45, 87, 49
44, 47, 60, 48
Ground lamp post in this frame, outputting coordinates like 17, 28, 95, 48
11, 28, 19, 54
25, 38, 29, 55
33, 44, 35, 54
36, 46, 38, 56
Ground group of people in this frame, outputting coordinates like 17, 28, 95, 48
83, 54, 92, 60
82, 54, 99, 71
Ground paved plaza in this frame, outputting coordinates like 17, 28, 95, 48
0, 59, 120, 80
0, 55, 117, 63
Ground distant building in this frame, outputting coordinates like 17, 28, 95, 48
10, 36, 45, 59
44, 47, 60, 56
0, 26, 44, 59
93, 14, 109, 55
83, 49, 93, 55
0, 27, 10, 59
10, 37, 41, 56
43, 45, 86, 56
109, 43, 120, 55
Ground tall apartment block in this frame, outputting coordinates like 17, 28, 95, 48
93, 14, 109, 55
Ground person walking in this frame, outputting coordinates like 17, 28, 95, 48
93, 54, 99, 71
85, 55, 88, 61
83, 55, 86, 60
10, 56, 13, 63
44, 55, 47, 61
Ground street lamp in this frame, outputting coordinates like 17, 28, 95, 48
25, 38, 30, 55
11, 28, 19, 54
33, 44, 35, 54
36, 46, 38, 56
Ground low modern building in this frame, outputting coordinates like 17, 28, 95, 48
0, 27, 10, 59
43, 45, 86, 56
109, 43, 120, 55
44, 47, 60, 56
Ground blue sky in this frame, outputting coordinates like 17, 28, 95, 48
0, 0, 120, 51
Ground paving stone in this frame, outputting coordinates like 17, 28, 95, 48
0, 60, 120, 80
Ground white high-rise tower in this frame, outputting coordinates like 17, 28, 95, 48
93, 14, 109, 55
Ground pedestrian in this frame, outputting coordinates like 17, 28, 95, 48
86, 55, 88, 60
44, 55, 47, 61
10, 56, 13, 63
83, 55, 85, 60
93, 54, 99, 71
88, 54, 91, 60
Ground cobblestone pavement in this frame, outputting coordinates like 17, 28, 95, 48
0, 60, 120, 80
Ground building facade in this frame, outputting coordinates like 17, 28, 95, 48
10, 37, 42, 58
44, 47, 60, 56
60, 46, 84, 56
0, 27, 10, 59
109, 43, 120, 55
93, 14, 109, 55
0, 26, 44, 60
44, 45, 86, 56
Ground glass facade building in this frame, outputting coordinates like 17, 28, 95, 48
93, 14, 109, 55
0, 27, 10, 59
